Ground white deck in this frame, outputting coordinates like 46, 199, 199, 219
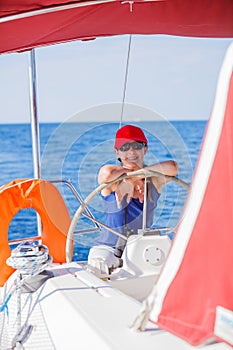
0, 263, 231, 350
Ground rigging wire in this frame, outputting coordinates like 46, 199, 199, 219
119, 34, 132, 128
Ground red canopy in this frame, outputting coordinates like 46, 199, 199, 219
0, 0, 233, 54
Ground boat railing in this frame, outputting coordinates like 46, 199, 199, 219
51, 179, 101, 234
8, 179, 102, 247
51, 180, 127, 239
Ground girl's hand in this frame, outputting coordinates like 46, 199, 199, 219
115, 179, 134, 208
115, 178, 145, 208
134, 179, 145, 203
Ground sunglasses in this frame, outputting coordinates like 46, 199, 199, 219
118, 142, 146, 152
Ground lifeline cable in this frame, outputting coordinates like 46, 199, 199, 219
119, 34, 132, 128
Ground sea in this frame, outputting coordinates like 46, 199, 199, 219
0, 121, 206, 261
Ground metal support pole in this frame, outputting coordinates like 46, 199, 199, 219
142, 178, 147, 231
28, 49, 42, 237
28, 49, 41, 179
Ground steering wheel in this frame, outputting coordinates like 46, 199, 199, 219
65, 169, 189, 262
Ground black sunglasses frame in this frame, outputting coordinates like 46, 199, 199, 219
118, 141, 146, 152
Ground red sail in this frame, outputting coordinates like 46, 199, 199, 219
149, 43, 233, 346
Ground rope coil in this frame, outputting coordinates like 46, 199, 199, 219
6, 241, 52, 276
0, 241, 52, 347
0, 241, 52, 314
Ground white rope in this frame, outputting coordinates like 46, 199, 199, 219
0, 241, 52, 347
6, 241, 52, 276
0, 241, 52, 314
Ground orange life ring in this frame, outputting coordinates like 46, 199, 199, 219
0, 178, 72, 286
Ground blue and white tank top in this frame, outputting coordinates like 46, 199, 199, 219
96, 181, 160, 248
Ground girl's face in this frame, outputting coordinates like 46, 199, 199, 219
115, 142, 148, 170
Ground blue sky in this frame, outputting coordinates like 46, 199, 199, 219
0, 35, 232, 123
